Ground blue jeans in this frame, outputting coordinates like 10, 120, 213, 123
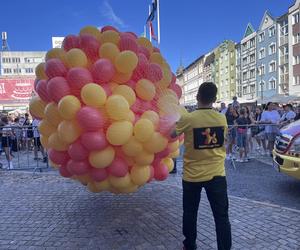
182, 176, 232, 250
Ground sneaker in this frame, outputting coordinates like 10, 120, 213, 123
8, 162, 13, 169
236, 159, 243, 162
243, 158, 249, 162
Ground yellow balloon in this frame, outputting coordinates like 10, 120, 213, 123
94, 179, 111, 191
157, 89, 177, 99
66, 48, 88, 68
99, 30, 120, 45
141, 111, 159, 128
136, 79, 156, 101
157, 94, 178, 110
106, 121, 133, 146
159, 103, 181, 117
169, 140, 180, 153
89, 146, 115, 168
109, 174, 132, 189
143, 132, 168, 154
46, 48, 67, 65
105, 95, 130, 120
48, 132, 69, 151
58, 95, 81, 120
87, 182, 102, 193
112, 71, 132, 84
44, 103, 62, 128
137, 37, 153, 53
125, 110, 135, 123
81, 83, 107, 108
112, 85, 136, 106
121, 136, 143, 157
99, 43, 120, 62
29, 97, 46, 119
134, 150, 154, 166
40, 135, 49, 149
150, 52, 164, 66
115, 51, 138, 74
35, 63, 48, 80
157, 67, 172, 89
57, 120, 81, 144
133, 119, 154, 142
168, 149, 180, 158
162, 158, 174, 173
80, 25, 102, 41
38, 119, 56, 137
130, 165, 150, 186
120, 184, 138, 194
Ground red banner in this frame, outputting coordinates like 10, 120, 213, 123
0, 78, 35, 103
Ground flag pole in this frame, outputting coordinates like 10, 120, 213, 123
144, 25, 146, 38
148, 5, 152, 42
157, 0, 161, 45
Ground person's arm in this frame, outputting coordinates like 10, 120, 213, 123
170, 114, 189, 139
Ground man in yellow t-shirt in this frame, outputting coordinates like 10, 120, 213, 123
171, 82, 231, 250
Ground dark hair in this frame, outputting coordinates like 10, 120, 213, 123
25, 113, 29, 117
196, 82, 217, 105
1, 116, 8, 124
266, 102, 272, 110
240, 108, 246, 115
286, 104, 293, 109
14, 117, 20, 123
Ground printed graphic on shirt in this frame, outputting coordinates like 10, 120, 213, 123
193, 127, 225, 150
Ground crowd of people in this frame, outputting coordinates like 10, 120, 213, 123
220, 97, 300, 163
0, 112, 47, 169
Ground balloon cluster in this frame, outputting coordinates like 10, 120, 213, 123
29, 25, 185, 194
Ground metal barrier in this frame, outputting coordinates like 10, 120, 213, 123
0, 125, 49, 172
226, 123, 281, 169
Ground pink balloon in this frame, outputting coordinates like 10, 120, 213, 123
67, 160, 90, 175
89, 168, 108, 182
68, 140, 89, 161
80, 131, 107, 151
147, 165, 154, 183
67, 67, 93, 91
138, 46, 150, 59
107, 157, 128, 177
48, 149, 69, 165
80, 34, 100, 62
121, 32, 138, 40
139, 100, 152, 113
62, 35, 80, 51
101, 83, 112, 96
47, 77, 71, 103
59, 165, 73, 178
34, 78, 39, 92
155, 147, 170, 159
45, 58, 67, 78
154, 163, 169, 181
119, 36, 138, 54
77, 107, 106, 131
131, 98, 142, 114
36, 80, 51, 102
153, 47, 160, 53
171, 73, 176, 85
101, 26, 118, 32
145, 63, 163, 83
91, 59, 115, 84
152, 156, 162, 168
150, 100, 159, 113
170, 83, 182, 99
132, 54, 149, 82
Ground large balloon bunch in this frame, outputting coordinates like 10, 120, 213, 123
29, 25, 185, 194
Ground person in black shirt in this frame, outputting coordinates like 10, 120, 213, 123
225, 105, 239, 160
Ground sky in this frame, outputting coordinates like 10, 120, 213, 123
0, 0, 295, 72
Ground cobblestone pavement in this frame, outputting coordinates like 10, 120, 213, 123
0, 171, 300, 250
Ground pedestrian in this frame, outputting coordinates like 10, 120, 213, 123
280, 104, 296, 126
32, 118, 47, 163
220, 102, 227, 115
231, 96, 240, 111
235, 108, 251, 162
171, 82, 231, 250
1, 116, 13, 169
253, 107, 267, 154
225, 104, 238, 160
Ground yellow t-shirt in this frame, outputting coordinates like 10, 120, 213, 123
176, 108, 227, 182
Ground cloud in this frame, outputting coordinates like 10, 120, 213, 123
101, 1, 127, 29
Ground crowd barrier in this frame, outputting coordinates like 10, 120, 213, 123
0, 126, 49, 172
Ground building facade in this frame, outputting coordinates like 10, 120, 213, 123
277, 13, 290, 95
203, 52, 215, 83
214, 40, 236, 101
288, 0, 300, 95
235, 43, 242, 98
256, 11, 278, 102
240, 23, 257, 100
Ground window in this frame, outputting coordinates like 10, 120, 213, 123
242, 86, 248, 95
225, 66, 228, 74
242, 71, 247, 81
230, 63, 234, 71
259, 32, 265, 42
242, 42, 248, 51
250, 53, 255, 63
269, 44, 276, 55
269, 79, 276, 89
230, 52, 234, 58
250, 69, 255, 78
25, 68, 34, 73
250, 38, 255, 48
225, 79, 228, 85
269, 26, 275, 37
13, 68, 22, 74
242, 56, 248, 66
259, 48, 265, 59
294, 33, 300, 44
269, 61, 276, 72
224, 54, 228, 60
250, 84, 256, 93
3, 68, 12, 74
294, 55, 300, 65
293, 76, 300, 85
293, 13, 299, 24
259, 65, 265, 75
